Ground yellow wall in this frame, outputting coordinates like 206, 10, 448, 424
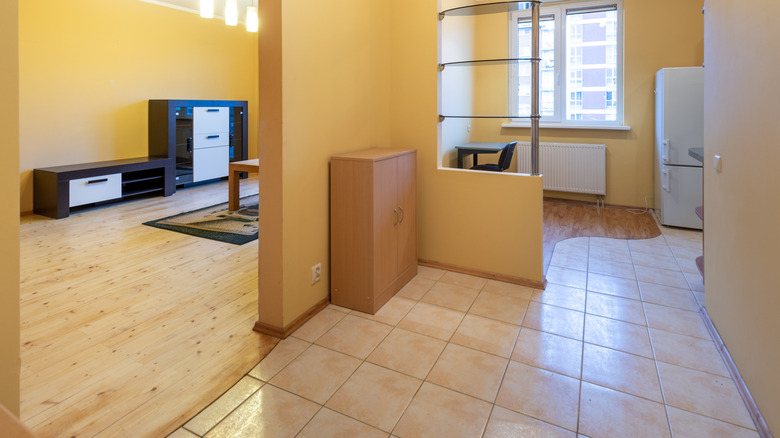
466, 0, 704, 208
279, 0, 395, 323
436, 0, 544, 282
0, 0, 21, 415
256, 0, 284, 329
18, 0, 259, 213
258, 0, 395, 327
258, 0, 544, 330
704, 0, 780, 433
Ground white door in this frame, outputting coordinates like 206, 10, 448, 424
659, 165, 703, 229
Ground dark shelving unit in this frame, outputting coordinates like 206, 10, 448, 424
34, 157, 174, 219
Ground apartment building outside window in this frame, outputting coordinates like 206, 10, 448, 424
509, 1, 623, 127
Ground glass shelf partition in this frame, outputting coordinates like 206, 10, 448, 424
439, 1, 536, 19
439, 0, 542, 173
438, 58, 539, 120
438, 2, 541, 120
438, 57, 538, 70
438, 115, 534, 121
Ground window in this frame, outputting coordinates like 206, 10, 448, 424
569, 46, 583, 66
508, 1, 623, 127
606, 67, 616, 86
515, 17, 556, 117
570, 91, 583, 109
570, 69, 582, 87
606, 90, 616, 108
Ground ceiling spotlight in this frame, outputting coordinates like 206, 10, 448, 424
200, 0, 214, 18
225, 0, 238, 25
246, 3, 258, 32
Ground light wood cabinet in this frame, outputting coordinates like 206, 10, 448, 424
330, 148, 417, 314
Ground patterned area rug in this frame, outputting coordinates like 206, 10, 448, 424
143, 195, 258, 245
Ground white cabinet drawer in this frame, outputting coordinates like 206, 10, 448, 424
192, 132, 229, 149
69, 173, 122, 207
193, 146, 229, 182
193, 107, 229, 134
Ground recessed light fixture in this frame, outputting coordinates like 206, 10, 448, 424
225, 0, 238, 25
246, 2, 258, 32
200, 0, 213, 18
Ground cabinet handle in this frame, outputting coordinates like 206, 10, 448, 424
206, 108, 220, 112
393, 208, 399, 225
206, 135, 220, 139
87, 178, 108, 185
398, 206, 405, 224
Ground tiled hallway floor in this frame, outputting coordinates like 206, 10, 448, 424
169, 227, 760, 437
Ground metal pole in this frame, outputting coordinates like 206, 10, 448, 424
531, 1, 541, 176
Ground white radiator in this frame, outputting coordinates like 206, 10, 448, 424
516, 142, 607, 195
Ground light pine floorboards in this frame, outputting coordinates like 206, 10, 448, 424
20, 175, 278, 438
543, 198, 661, 272
20, 188, 667, 437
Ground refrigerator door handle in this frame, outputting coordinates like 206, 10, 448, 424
663, 140, 670, 163
662, 168, 670, 192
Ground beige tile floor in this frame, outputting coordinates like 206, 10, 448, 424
168, 226, 760, 438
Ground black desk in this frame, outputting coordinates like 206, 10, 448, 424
455, 142, 507, 168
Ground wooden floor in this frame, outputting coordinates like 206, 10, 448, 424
543, 197, 661, 272
19, 186, 660, 437
19, 176, 277, 438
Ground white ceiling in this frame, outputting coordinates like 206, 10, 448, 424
138, 0, 256, 23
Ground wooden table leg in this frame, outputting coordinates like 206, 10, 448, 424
228, 159, 259, 211
229, 168, 240, 211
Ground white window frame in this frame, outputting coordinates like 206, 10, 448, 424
505, 0, 626, 130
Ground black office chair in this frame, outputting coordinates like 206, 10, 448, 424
471, 141, 517, 172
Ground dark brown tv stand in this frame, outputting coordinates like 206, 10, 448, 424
33, 157, 174, 219
33, 99, 248, 219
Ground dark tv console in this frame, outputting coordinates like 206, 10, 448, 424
33, 99, 248, 219
33, 157, 174, 219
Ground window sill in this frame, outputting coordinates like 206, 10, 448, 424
501, 122, 631, 131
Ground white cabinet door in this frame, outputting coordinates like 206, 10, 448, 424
69, 173, 122, 207
192, 132, 229, 149
193, 146, 229, 182
193, 107, 229, 134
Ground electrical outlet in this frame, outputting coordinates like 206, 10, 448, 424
311, 263, 322, 284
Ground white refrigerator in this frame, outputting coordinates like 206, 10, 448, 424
654, 67, 704, 230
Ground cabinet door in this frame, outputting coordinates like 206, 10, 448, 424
193, 107, 229, 134
396, 152, 417, 275
193, 146, 229, 182
373, 157, 399, 293
69, 173, 122, 207
331, 158, 377, 312
192, 132, 229, 149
